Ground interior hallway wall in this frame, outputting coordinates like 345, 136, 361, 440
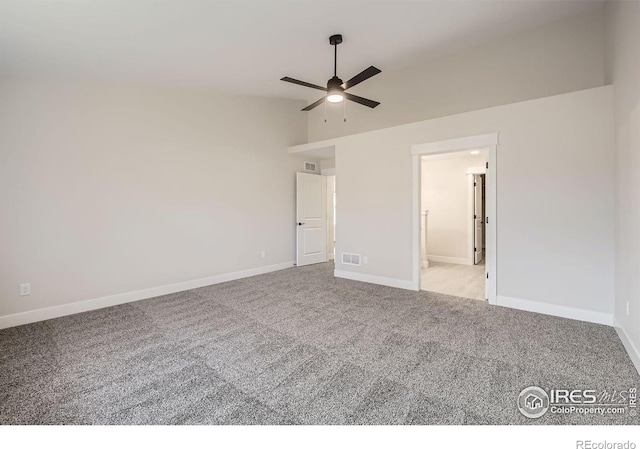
421, 153, 487, 263
320, 158, 336, 171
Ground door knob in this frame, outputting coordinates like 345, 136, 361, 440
298, 222, 305, 226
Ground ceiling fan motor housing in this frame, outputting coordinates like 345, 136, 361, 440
327, 76, 344, 92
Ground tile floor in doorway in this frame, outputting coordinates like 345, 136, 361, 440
421, 261, 486, 300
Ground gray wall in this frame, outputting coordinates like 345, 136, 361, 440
0, 80, 309, 319
605, 1, 640, 363
308, 10, 605, 142
330, 86, 614, 320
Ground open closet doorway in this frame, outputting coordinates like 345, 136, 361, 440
295, 158, 336, 267
419, 149, 489, 301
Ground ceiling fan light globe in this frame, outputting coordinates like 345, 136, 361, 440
327, 94, 344, 103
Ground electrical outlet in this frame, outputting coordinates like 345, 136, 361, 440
363, 256, 368, 264
627, 301, 630, 316
20, 283, 31, 296
261, 250, 266, 258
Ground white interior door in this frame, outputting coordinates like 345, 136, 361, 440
474, 174, 484, 264
296, 172, 327, 266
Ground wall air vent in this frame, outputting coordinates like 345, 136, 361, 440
341, 253, 361, 266
304, 161, 317, 172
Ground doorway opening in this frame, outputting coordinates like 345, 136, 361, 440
294, 159, 336, 267
411, 133, 497, 304
419, 150, 488, 300
471, 172, 486, 266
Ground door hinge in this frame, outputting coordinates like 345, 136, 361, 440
485, 217, 488, 224
486, 162, 488, 169
474, 182, 477, 186
486, 272, 489, 279
474, 247, 477, 251
474, 214, 477, 219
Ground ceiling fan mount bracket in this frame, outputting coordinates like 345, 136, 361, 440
329, 34, 343, 46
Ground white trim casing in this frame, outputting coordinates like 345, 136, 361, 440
614, 323, 640, 375
0, 262, 294, 330
411, 133, 499, 155
497, 295, 613, 326
486, 146, 497, 304
334, 269, 416, 290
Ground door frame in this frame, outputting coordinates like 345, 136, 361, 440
411, 133, 498, 305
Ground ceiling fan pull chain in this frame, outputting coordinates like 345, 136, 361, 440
324, 98, 327, 123
343, 99, 346, 122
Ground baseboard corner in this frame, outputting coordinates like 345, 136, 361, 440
614, 322, 640, 376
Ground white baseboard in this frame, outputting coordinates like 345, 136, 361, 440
0, 261, 294, 330
427, 255, 473, 265
614, 322, 640, 376
496, 295, 613, 326
334, 269, 417, 291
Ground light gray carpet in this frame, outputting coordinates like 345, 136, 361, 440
1, 263, 638, 425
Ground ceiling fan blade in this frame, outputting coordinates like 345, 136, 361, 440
281, 77, 327, 91
344, 92, 380, 109
302, 96, 327, 111
341, 66, 381, 90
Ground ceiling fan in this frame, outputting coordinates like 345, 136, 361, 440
281, 34, 381, 111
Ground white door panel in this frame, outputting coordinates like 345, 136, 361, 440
296, 172, 327, 266
303, 228, 324, 255
303, 181, 323, 218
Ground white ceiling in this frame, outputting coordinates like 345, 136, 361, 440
0, 0, 603, 100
